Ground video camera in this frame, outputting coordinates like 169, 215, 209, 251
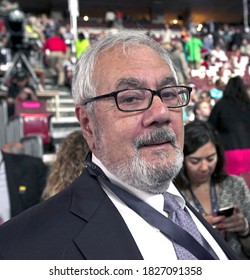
5, 9, 27, 52
1, 9, 43, 90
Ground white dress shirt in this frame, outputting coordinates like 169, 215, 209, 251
0, 151, 11, 223
92, 154, 228, 260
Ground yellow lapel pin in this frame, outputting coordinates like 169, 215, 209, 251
19, 185, 27, 193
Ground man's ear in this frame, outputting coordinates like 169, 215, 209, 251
75, 105, 95, 150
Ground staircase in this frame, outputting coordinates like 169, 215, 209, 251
0, 52, 82, 158
49, 88, 80, 151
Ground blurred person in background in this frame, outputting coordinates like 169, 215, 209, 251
229, 45, 241, 69
42, 130, 89, 200
43, 29, 68, 88
210, 78, 224, 102
208, 76, 250, 176
6, 70, 37, 117
185, 33, 203, 70
240, 38, 250, 58
161, 23, 173, 49
202, 33, 214, 53
229, 27, 243, 51
183, 82, 199, 122
61, 23, 74, 51
193, 100, 212, 121
171, 40, 190, 85
210, 44, 228, 63
174, 120, 250, 259
199, 90, 215, 107
75, 32, 90, 60
0, 142, 48, 225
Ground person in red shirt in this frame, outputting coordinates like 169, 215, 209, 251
43, 29, 68, 87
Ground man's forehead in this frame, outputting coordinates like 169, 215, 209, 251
97, 43, 159, 62
114, 76, 176, 89
93, 44, 174, 93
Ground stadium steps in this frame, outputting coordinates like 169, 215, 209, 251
49, 89, 80, 150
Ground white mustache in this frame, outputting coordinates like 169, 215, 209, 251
134, 128, 177, 148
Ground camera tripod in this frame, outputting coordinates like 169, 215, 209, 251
1, 50, 44, 91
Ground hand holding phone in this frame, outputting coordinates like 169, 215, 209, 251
217, 206, 234, 217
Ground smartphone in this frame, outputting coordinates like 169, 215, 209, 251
217, 206, 234, 217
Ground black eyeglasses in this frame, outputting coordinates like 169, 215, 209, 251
84, 86, 192, 112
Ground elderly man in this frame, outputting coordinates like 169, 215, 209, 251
0, 31, 237, 260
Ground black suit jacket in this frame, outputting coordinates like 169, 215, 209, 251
0, 168, 238, 260
2, 151, 48, 218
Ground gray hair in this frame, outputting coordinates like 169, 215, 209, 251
71, 30, 177, 107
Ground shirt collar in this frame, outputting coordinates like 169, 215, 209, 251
92, 154, 186, 211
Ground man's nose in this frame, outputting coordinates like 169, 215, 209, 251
142, 95, 170, 126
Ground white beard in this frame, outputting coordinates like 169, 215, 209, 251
94, 125, 183, 194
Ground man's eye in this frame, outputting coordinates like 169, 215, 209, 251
161, 91, 178, 99
118, 91, 144, 104
120, 96, 140, 103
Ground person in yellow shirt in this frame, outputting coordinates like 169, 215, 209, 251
75, 32, 90, 59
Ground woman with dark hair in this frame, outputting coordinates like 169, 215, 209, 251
208, 76, 250, 176
174, 120, 250, 259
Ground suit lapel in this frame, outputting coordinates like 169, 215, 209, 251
69, 171, 143, 260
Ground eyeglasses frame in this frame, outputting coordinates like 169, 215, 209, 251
83, 85, 192, 112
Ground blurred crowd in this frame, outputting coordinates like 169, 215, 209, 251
0, 4, 249, 161
0, 2, 250, 94
0, 2, 249, 171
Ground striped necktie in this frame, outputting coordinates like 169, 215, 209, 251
163, 192, 204, 259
